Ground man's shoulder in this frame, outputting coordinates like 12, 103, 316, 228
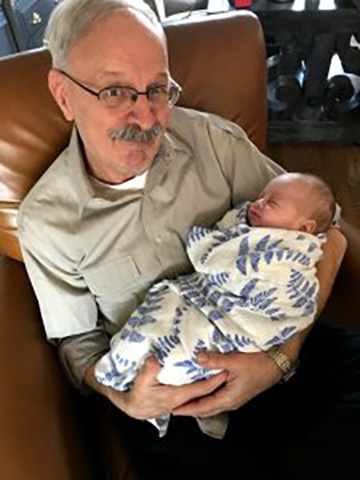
18, 145, 74, 231
170, 107, 248, 140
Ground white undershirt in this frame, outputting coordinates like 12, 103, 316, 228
90, 171, 148, 191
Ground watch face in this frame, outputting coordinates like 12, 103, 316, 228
266, 346, 298, 383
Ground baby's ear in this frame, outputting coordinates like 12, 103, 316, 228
300, 219, 317, 234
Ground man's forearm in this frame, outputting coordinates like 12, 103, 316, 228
279, 228, 347, 364
315, 227, 347, 314
83, 362, 112, 397
278, 328, 310, 363
58, 328, 110, 392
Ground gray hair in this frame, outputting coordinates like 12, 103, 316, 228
44, 0, 163, 70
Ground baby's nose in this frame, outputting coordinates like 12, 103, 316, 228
254, 198, 264, 208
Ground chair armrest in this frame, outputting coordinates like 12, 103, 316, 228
0, 256, 94, 480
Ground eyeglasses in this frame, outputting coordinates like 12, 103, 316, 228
57, 69, 182, 109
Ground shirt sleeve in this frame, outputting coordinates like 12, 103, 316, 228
57, 329, 110, 392
206, 116, 285, 205
18, 212, 110, 390
19, 228, 98, 339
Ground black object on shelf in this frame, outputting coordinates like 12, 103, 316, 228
247, 0, 360, 143
267, 41, 306, 121
322, 71, 360, 119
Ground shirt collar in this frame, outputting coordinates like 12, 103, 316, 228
67, 127, 96, 208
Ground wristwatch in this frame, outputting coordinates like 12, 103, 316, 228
265, 345, 299, 383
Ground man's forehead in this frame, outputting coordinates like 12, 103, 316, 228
94, 70, 169, 83
75, 9, 166, 50
67, 11, 168, 76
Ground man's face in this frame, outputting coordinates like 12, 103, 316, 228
50, 11, 171, 183
248, 178, 312, 231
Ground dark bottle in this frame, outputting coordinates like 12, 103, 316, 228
267, 47, 306, 120
323, 72, 360, 119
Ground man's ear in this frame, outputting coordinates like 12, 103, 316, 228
300, 219, 317, 234
48, 69, 75, 121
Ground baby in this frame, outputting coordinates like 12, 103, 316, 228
247, 172, 334, 234
95, 173, 335, 439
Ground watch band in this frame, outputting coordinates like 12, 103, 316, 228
265, 345, 298, 383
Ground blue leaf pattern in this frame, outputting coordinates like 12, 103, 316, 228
250, 252, 261, 272
255, 234, 270, 252
237, 256, 247, 275
238, 235, 250, 257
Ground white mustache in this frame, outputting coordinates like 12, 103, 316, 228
108, 123, 161, 143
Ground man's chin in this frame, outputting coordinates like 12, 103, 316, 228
109, 137, 161, 175
127, 143, 154, 158
123, 146, 156, 174
123, 137, 159, 154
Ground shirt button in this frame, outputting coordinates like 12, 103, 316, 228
155, 235, 163, 243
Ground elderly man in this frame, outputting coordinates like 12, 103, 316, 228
18, 0, 360, 479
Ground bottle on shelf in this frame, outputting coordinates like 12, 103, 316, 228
322, 54, 360, 120
267, 44, 306, 120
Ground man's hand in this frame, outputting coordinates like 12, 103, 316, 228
84, 357, 227, 419
173, 350, 281, 418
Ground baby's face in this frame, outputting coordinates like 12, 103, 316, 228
248, 178, 313, 231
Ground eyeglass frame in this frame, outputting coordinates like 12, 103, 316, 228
56, 69, 182, 108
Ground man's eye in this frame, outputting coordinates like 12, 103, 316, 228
148, 85, 167, 99
104, 87, 124, 97
99, 87, 129, 104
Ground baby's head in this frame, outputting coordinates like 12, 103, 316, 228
248, 173, 335, 234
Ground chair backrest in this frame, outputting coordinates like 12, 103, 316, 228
0, 11, 267, 261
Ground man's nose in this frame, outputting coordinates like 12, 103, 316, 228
126, 94, 157, 130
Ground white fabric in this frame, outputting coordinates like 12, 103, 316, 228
95, 202, 325, 438
90, 171, 148, 191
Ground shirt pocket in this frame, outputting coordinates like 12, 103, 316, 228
83, 255, 141, 298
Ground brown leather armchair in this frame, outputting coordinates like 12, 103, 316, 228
0, 10, 359, 480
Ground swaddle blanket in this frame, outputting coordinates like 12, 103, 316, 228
95, 202, 325, 438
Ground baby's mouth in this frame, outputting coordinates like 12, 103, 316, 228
248, 205, 261, 223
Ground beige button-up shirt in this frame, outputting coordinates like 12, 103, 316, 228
18, 107, 283, 388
